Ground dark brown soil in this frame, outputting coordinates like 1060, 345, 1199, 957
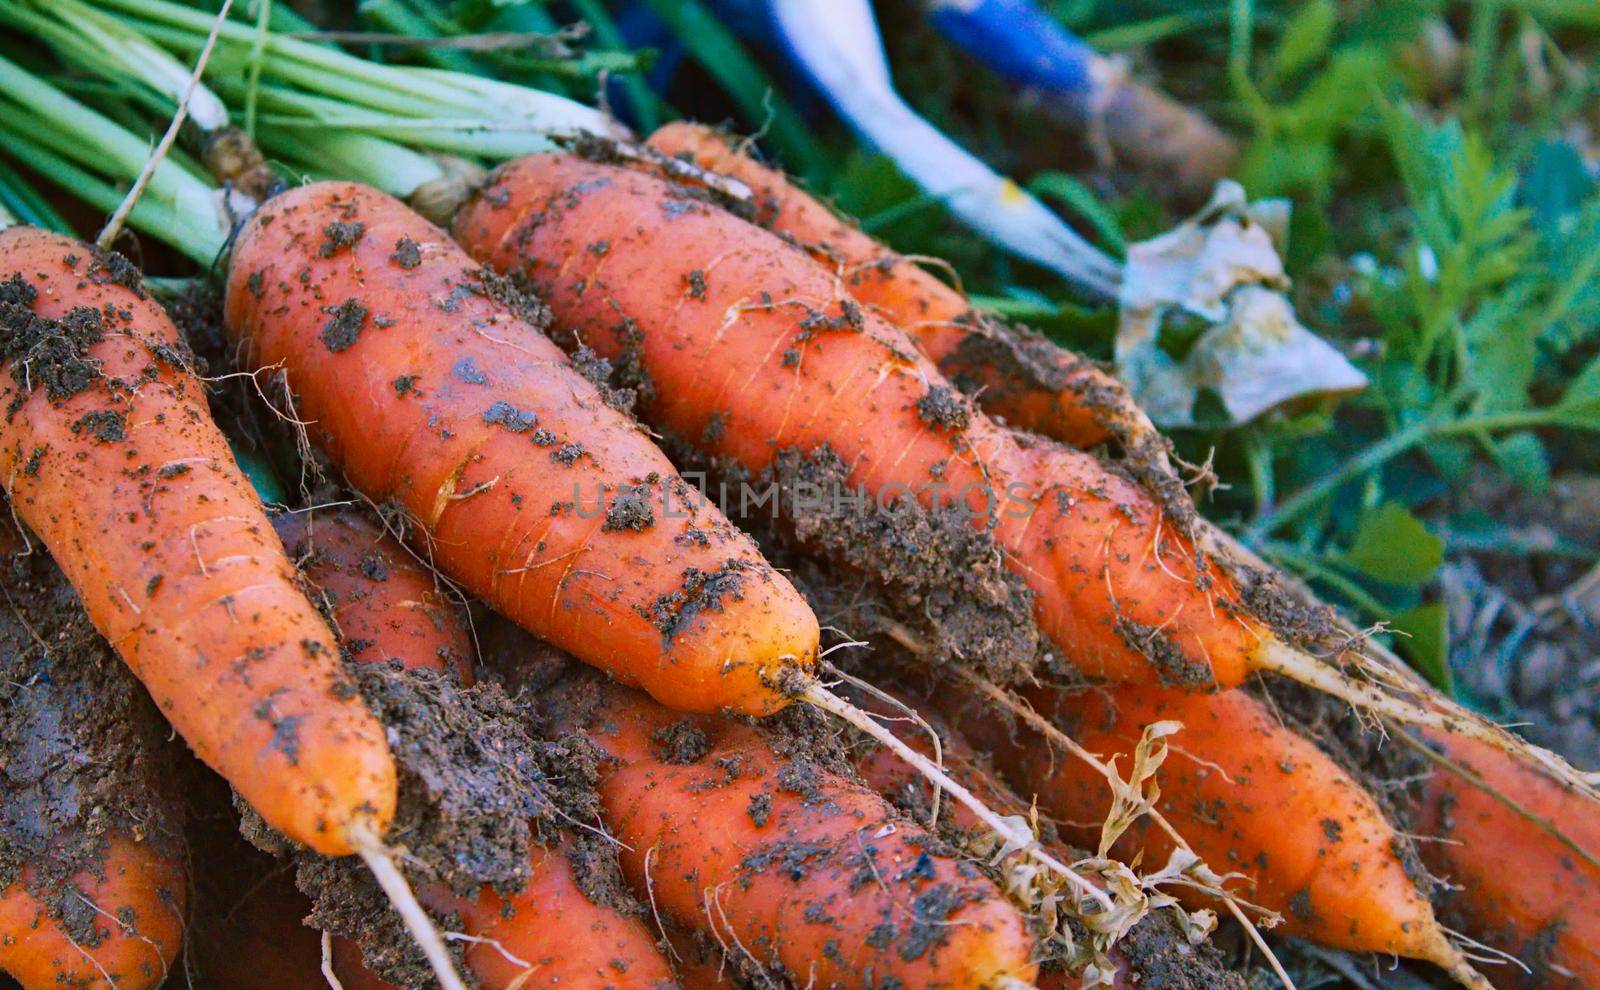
0, 279, 107, 415
767, 445, 1045, 684
0, 536, 185, 945
1113, 908, 1249, 990
250, 660, 603, 988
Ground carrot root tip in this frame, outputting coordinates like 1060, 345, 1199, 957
349, 823, 470, 990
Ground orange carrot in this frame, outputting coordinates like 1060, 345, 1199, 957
1413, 730, 1600, 989
946, 684, 1471, 973
540, 671, 1039, 990
848, 692, 1254, 990
275, 510, 473, 684
224, 182, 818, 716
408, 838, 679, 990
330, 844, 685, 990
286, 505, 679, 990
645, 122, 1142, 451
0, 227, 395, 856
451, 152, 1555, 797
0, 835, 185, 990
454, 154, 1255, 690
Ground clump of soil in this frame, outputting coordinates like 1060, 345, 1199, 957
253, 661, 604, 988
768, 445, 1045, 684
1111, 909, 1249, 990
0, 539, 185, 945
942, 310, 1206, 533
0, 287, 108, 414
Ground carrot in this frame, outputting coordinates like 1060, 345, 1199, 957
942, 683, 1482, 980
644, 122, 1147, 454
274, 509, 474, 684
847, 691, 1252, 990
453, 153, 1251, 686
329, 842, 685, 990
0, 834, 185, 990
452, 151, 1583, 797
284, 505, 679, 990
224, 181, 818, 717
537, 670, 1039, 990
0, 226, 396, 857
407, 837, 680, 990
1412, 730, 1600, 989
0, 514, 186, 990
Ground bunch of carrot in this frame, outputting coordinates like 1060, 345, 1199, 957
0, 8, 1595, 990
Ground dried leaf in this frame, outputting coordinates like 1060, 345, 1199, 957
1116, 181, 1367, 425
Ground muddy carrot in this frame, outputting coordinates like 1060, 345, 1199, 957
452, 151, 1580, 796
645, 122, 1147, 452
327, 839, 684, 990
275, 509, 474, 684
224, 181, 818, 716
0, 836, 186, 990
454, 154, 1251, 684
848, 690, 1252, 990
1412, 730, 1600, 990
0, 226, 396, 857
537, 670, 1039, 990
944, 683, 1483, 982
286, 505, 679, 990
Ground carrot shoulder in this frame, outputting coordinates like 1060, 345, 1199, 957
225, 182, 817, 715
543, 674, 1038, 990
0, 227, 395, 856
454, 154, 1258, 690
645, 122, 1134, 450
1414, 730, 1600, 989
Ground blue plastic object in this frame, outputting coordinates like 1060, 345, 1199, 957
925, 0, 1098, 113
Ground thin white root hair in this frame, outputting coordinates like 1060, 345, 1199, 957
1224, 899, 1297, 990
349, 823, 470, 990
798, 681, 1115, 916
820, 658, 946, 827
320, 930, 345, 990
1257, 639, 1600, 801
992, 977, 1040, 990
950, 669, 1297, 990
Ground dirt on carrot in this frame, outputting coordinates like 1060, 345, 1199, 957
1113, 909, 1245, 990
768, 445, 1045, 685
250, 660, 598, 987
0, 543, 185, 945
